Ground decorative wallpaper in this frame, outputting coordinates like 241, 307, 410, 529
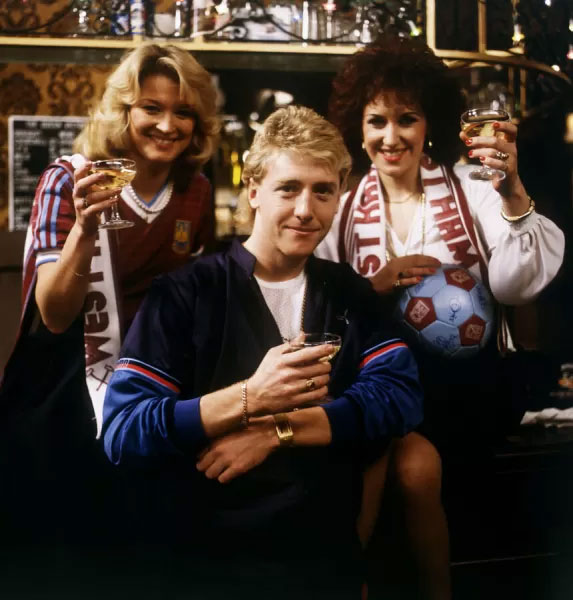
1, 0, 73, 32
0, 63, 113, 229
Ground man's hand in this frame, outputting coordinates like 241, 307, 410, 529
196, 417, 279, 483
369, 254, 441, 294
247, 341, 333, 415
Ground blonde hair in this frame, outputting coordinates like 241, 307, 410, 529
242, 105, 352, 191
74, 43, 219, 181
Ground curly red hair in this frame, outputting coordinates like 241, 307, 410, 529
329, 36, 466, 174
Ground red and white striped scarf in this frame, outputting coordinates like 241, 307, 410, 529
337, 157, 489, 284
335, 158, 511, 351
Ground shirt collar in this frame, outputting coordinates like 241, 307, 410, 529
229, 237, 318, 278
229, 238, 257, 277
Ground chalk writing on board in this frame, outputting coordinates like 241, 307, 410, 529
8, 116, 87, 231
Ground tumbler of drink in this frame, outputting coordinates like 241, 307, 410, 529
460, 108, 510, 181
289, 333, 342, 363
90, 158, 137, 229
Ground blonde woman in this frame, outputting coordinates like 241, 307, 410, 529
0, 44, 219, 558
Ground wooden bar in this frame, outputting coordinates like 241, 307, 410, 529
425, 0, 436, 50
478, 0, 487, 53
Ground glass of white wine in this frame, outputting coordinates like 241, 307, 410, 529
90, 158, 137, 229
288, 332, 341, 406
460, 108, 510, 181
289, 333, 342, 363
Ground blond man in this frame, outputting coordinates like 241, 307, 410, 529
103, 106, 423, 599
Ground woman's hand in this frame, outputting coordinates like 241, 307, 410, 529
73, 161, 121, 237
247, 341, 333, 415
460, 120, 530, 215
369, 254, 441, 294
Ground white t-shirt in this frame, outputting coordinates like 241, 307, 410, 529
255, 271, 307, 341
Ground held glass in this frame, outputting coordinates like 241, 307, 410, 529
288, 333, 342, 363
460, 108, 510, 181
288, 333, 342, 406
90, 159, 137, 230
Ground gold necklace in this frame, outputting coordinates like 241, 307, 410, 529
277, 275, 307, 342
385, 192, 426, 263
299, 278, 307, 334
387, 190, 419, 204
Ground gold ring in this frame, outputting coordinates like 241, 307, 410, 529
393, 279, 401, 288
305, 378, 316, 391
495, 151, 509, 161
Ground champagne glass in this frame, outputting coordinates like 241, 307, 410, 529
288, 333, 342, 363
460, 108, 510, 181
90, 158, 137, 229
288, 332, 341, 406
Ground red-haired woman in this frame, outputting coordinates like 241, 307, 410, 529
317, 36, 564, 600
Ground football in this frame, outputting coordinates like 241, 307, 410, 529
396, 265, 495, 359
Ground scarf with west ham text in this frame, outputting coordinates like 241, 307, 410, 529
336, 157, 511, 351
20, 157, 121, 436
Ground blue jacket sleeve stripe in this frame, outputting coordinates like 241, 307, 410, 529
103, 369, 206, 465
116, 358, 181, 393
359, 340, 409, 370
323, 345, 423, 446
360, 338, 403, 358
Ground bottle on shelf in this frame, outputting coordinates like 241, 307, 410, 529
130, 0, 146, 39
173, 0, 190, 38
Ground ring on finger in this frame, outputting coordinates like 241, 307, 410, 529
393, 278, 401, 289
495, 151, 509, 161
83, 197, 89, 209
305, 378, 316, 391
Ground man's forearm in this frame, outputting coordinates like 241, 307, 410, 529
197, 407, 333, 483
288, 406, 332, 446
199, 382, 245, 439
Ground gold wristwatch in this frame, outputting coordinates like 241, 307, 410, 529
273, 412, 294, 447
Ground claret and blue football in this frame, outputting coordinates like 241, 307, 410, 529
396, 265, 495, 359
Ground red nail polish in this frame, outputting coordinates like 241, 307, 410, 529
479, 157, 485, 162
465, 139, 472, 146
468, 150, 473, 157
493, 122, 500, 129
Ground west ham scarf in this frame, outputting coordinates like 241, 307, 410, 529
336, 158, 511, 351
21, 157, 122, 436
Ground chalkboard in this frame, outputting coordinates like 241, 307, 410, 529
8, 115, 87, 231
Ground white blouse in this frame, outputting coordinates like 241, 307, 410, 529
316, 163, 565, 306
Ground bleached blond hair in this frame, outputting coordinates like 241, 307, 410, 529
242, 105, 351, 191
74, 43, 219, 181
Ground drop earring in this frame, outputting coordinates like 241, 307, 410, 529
361, 141, 366, 150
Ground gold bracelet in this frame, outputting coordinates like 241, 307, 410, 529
500, 196, 535, 223
60, 260, 89, 278
273, 412, 294, 447
240, 380, 249, 428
